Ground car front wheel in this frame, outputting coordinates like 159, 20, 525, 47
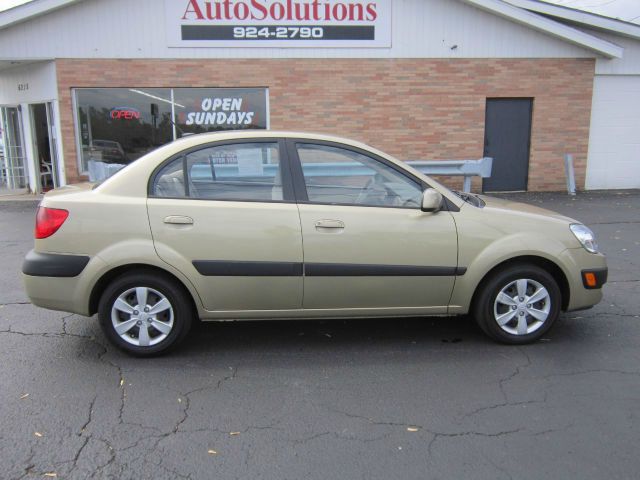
98, 272, 193, 356
473, 264, 561, 344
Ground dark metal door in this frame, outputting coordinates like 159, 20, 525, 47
483, 98, 532, 192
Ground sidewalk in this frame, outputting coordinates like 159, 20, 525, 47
0, 192, 42, 202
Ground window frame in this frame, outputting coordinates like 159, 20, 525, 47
147, 138, 296, 203
286, 139, 428, 209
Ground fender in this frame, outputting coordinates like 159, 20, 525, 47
88, 239, 206, 316
450, 231, 572, 314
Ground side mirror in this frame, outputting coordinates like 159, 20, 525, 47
421, 188, 443, 213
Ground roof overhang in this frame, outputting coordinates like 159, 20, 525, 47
0, 58, 53, 71
505, 0, 640, 41
0, 0, 84, 30
460, 0, 624, 58
0, 0, 627, 59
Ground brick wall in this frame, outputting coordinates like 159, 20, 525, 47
56, 58, 595, 191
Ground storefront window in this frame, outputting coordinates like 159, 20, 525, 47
73, 88, 268, 174
75, 88, 173, 173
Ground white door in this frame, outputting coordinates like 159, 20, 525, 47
586, 76, 640, 190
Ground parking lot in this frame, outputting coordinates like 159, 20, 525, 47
1, 190, 639, 480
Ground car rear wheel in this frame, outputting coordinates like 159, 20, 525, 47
98, 272, 193, 356
473, 264, 561, 344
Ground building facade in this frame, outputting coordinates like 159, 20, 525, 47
0, 0, 639, 194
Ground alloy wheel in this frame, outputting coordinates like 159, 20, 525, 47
493, 278, 551, 336
111, 287, 174, 347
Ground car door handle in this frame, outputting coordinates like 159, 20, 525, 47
164, 215, 194, 225
315, 219, 345, 230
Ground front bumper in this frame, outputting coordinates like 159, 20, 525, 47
559, 248, 607, 312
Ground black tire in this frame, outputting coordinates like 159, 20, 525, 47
98, 271, 194, 356
473, 263, 561, 345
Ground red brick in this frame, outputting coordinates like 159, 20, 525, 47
56, 58, 594, 191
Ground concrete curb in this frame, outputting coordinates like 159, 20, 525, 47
0, 195, 42, 202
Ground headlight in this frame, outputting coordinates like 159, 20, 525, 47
570, 224, 599, 253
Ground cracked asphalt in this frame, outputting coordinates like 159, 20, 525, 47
1, 190, 639, 479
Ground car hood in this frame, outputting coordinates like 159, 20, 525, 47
477, 194, 578, 224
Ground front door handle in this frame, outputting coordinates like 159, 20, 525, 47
315, 219, 345, 230
164, 215, 194, 225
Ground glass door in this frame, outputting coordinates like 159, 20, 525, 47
30, 102, 60, 193
0, 106, 28, 195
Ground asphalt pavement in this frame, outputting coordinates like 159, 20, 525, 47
0, 190, 638, 479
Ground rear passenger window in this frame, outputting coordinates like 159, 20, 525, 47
152, 143, 283, 201
154, 157, 185, 197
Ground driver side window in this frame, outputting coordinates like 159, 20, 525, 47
296, 144, 423, 208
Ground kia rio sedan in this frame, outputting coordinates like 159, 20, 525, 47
22, 131, 607, 356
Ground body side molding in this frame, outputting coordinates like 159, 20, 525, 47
192, 260, 466, 277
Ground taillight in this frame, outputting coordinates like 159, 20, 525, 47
35, 207, 69, 239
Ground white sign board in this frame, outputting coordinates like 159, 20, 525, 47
165, 0, 391, 48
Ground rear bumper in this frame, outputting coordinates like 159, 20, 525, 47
22, 250, 90, 277
23, 250, 104, 316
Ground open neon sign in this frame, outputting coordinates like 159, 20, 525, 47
110, 107, 141, 120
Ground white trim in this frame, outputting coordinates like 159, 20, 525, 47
70, 88, 85, 175
0, 0, 84, 30
265, 88, 270, 130
460, 0, 624, 58
170, 89, 177, 141
505, 0, 640, 41
51, 99, 66, 186
20, 103, 38, 193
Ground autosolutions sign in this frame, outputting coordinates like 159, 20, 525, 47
165, 0, 391, 47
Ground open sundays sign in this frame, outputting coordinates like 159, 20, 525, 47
165, 0, 391, 48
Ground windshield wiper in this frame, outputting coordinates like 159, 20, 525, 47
452, 190, 484, 208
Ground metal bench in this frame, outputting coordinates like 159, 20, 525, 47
407, 157, 493, 193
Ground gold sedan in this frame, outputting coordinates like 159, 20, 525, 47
22, 131, 607, 355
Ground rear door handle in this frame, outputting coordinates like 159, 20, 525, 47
164, 215, 194, 225
315, 219, 345, 230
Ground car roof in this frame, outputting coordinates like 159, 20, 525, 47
171, 130, 372, 149
96, 129, 464, 210
96, 130, 400, 195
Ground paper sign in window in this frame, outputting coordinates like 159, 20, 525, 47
236, 150, 265, 177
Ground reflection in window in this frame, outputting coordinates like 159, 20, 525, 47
153, 143, 282, 202
154, 155, 185, 198
297, 144, 423, 208
75, 88, 173, 173
74, 88, 269, 174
